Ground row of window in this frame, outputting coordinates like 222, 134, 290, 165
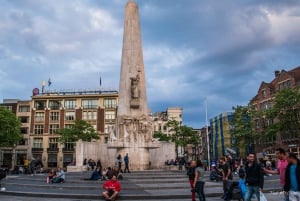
33, 138, 74, 149
33, 99, 117, 110
34, 123, 98, 135
34, 111, 116, 122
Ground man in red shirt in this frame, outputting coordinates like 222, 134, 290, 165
102, 175, 121, 201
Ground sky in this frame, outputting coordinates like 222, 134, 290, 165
1, 0, 300, 128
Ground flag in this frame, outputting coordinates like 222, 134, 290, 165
99, 76, 102, 87
48, 78, 52, 86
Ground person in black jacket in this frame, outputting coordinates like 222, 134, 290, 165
284, 152, 300, 201
244, 153, 264, 201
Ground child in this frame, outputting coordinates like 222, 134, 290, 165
46, 169, 55, 184
238, 166, 246, 200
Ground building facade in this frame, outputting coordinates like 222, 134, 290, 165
0, 99, 29, 170
152, 107, 183, 135
209, 112, 234, 160
251, 67, 300, 157
0, 89, 118, 169
191, 127, 210, 164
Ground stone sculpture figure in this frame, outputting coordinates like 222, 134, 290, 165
109, 125, 117, 142
130, 74, 140, 99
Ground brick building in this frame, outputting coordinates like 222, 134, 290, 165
251, 66, 300, 157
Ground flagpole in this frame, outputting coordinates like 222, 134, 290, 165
205, 98, 210, 171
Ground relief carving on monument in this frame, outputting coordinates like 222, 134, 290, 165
116, 115, 153, 144
130, 73, 140, 108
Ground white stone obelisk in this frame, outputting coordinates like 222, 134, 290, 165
111, 1, 156, 170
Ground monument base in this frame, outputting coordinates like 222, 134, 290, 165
67, 165, 88, 172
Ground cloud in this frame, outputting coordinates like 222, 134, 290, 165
1, 0, 300, 128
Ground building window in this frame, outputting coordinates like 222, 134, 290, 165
35, 112, 44, 122
262, 90, 266, 98
64, 100, 76, 109
19, 116, 29, 123
20, 127, 28, 134
49, 138, 58, 149
34, 125, 44, 134
50, 112, 59, 121
33, 138, 43, 148
105, 111, 115, 120
65, 124, 74, 129
19, 106, 30, 112
49, 124, 59, 134
65, 111, 75, 121
64, 141, 74, 149
82, 99, 98, 109
18, 139, 26, 145
34, 100, 46, 110
104, 99, 117, 108
83, 111, 97, 120
48, 100, 61, 110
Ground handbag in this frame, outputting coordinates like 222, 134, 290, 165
260, 192, 268, 201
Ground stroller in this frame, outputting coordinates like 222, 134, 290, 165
224, 180, 243, 201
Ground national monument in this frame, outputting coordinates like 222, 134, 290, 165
70, 1, 174, 172
108, 1, 157, 170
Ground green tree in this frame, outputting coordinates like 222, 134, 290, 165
57, 120, 99, 143
266, 87, 300, 140
153, 131, 171, 141
166, 120, 198, 158
231, 105, 256, 155
0, 106, 22, 147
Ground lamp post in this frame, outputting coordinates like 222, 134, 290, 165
205, 99, 210, 171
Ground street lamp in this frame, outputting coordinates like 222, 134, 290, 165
205, 99, 210, 171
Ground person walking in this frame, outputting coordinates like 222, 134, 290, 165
116, 154, 122, 172
192, 160, 206, 201
284, 152, 300, 201
187, 160, 196, 201
29, 157, 36, 176
220, 156, 232, 200
123, 153, 130, 173
244, 153, 264, 201
264, 148, 289, 201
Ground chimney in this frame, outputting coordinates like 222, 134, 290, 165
274, 70, 280, 77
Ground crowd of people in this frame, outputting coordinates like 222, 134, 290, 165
4, 149, 300, 201
185, 147, 300, 201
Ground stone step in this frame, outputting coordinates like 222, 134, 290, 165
0, 171, 281, 200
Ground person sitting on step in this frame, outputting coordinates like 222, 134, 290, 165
46, 169, 55, 184
52, 167, 65, 183
102, 175, 121, 201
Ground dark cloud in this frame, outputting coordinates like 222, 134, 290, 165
1, 0, 300, 128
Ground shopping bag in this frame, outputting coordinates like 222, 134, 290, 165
260, 192, 268, 201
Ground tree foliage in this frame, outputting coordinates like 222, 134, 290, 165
231, 105, 256, 154
57, 120, 99, 143
231, 87, 300, 155
153, 131, 171, 141
0, 106, 22, 147
166, 120, 199, 157
266, 87, 300, 139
